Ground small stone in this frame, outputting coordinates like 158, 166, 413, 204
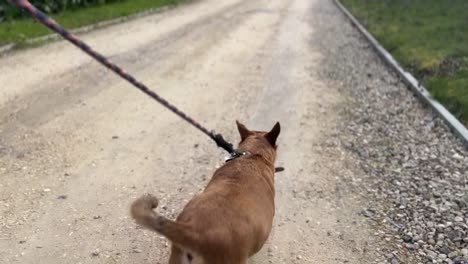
267, 247, 274, 257
406, 243, 419, 250
296, 255, 302, 260
440, 246, 451, 255
132, 249, 142, 253
57, 195, 67, 200
439, 254, 447, 259
112, 136, 119, 139
449, 251, 459, 258
402, 234, 413, 243
448, 230, 463, 242
91, 249, 100, 257
426, 250, 437, 260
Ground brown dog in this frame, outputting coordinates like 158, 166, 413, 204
131, 121, 280, 264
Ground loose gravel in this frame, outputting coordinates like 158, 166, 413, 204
312, 1, 468, 263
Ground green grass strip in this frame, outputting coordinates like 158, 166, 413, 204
0, 0, 182, 46
341, 0, 468, 124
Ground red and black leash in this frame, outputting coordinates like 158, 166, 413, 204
8, 0, 235, 154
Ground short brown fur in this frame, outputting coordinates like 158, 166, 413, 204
131, 121, 281, 264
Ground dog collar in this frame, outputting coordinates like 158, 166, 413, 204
225, 149, 251, 162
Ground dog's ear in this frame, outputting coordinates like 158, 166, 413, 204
236, 120, 252, 141
265, 122, 280, 146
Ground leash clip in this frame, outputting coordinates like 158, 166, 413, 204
210, 131, 234, 153
225, 149, 250, 163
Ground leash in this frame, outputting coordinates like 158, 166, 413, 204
8, 0, 235, 154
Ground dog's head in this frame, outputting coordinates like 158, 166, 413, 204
236, 121, 280, 163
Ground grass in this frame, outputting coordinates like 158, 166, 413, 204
341, 0, 468, 125
0, 0, 182, 46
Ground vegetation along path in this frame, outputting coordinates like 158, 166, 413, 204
342, 0, 468, 125
0, 0, 185, 46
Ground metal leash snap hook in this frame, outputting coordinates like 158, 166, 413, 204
210, 131, 234, 154
225, 149, 249, 163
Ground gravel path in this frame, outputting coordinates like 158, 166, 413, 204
0, 0, 466, 263
0, 0, 376, 263
314, 2, 468, 263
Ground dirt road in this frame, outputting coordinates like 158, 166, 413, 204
0, 0, 380, 263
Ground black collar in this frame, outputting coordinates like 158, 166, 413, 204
224, 150, 285, 173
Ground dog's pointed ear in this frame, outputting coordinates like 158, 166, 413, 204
265, 122, 280, 146
236, 120, 252, 141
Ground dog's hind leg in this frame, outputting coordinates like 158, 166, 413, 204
169, 245, 204, 264
169, 246, 184, 264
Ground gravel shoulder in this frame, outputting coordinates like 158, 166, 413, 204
314, 1, 468, 263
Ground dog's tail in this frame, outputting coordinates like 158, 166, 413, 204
130, 194, 199, 251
